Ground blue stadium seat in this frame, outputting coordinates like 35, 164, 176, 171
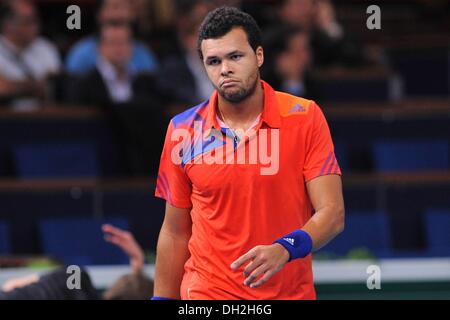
0, 221, 11, 254
318, 211, 391, 257
39, 217, 129, 265
373, 140, 449, 172
13, 143, 99, 178
425, 209, 450, 257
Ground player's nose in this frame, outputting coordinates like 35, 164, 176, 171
220, 60, 233, 76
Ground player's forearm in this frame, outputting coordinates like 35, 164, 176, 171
302, 204, 345, 251
153, 229, 191, 299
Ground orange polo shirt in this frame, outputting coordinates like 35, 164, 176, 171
155, 80, 341, 300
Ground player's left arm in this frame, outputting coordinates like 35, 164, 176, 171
231, 174, 344, 288
303, 174, 345, 250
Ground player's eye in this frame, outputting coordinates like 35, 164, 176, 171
231, 54, 242, 61
208, 58, 220, 66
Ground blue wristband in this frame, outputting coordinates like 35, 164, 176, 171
273, 229, 313, 262
151, 296, 176, 300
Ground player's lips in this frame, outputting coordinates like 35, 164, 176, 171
221, 79, 239, 88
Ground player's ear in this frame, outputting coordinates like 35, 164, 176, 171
256, 46, 264, 68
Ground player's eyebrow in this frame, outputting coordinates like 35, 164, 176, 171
205, 55, 220, 63
226, 50, 244, 57
205, 50, 245, 63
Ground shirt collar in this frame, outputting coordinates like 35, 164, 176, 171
204, 80, 281, 131
260, 80, 282, 128
96, 55, 133, 82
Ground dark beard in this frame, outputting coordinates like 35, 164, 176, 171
218, 76, 258, 103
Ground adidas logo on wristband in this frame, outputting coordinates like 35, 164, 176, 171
283, 237, 295, 246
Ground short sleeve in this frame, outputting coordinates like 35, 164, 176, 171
303, 101, 342, 182
155, 121, 192, 208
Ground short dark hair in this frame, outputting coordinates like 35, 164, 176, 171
103, 272, 154, 300
0, 0, 36, 29
197, 6, 262, 60
0, 1, 16, 28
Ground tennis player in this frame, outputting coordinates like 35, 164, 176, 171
152, 6, 344, 300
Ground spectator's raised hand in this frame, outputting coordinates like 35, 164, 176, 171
315, 0, 343, 39
102, 224, 144, 274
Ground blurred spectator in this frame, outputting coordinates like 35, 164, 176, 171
274, 0, 366, 67
165, 0, 211, 56
0, 0, 61, 110
101, 223, 154, 300
176, 0, 211, 23
68, 22, 164, 109
102, 271, 153, 300
135, 0, 177, 57
262, 25, 318, 99
65, 0, 158, 76
157, 15, 213, 107
68, 23, 167, 177
69, 23, 137, 106
0, 224, 154, 300
0, 267, 101, 299
130, 0, 156, 37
